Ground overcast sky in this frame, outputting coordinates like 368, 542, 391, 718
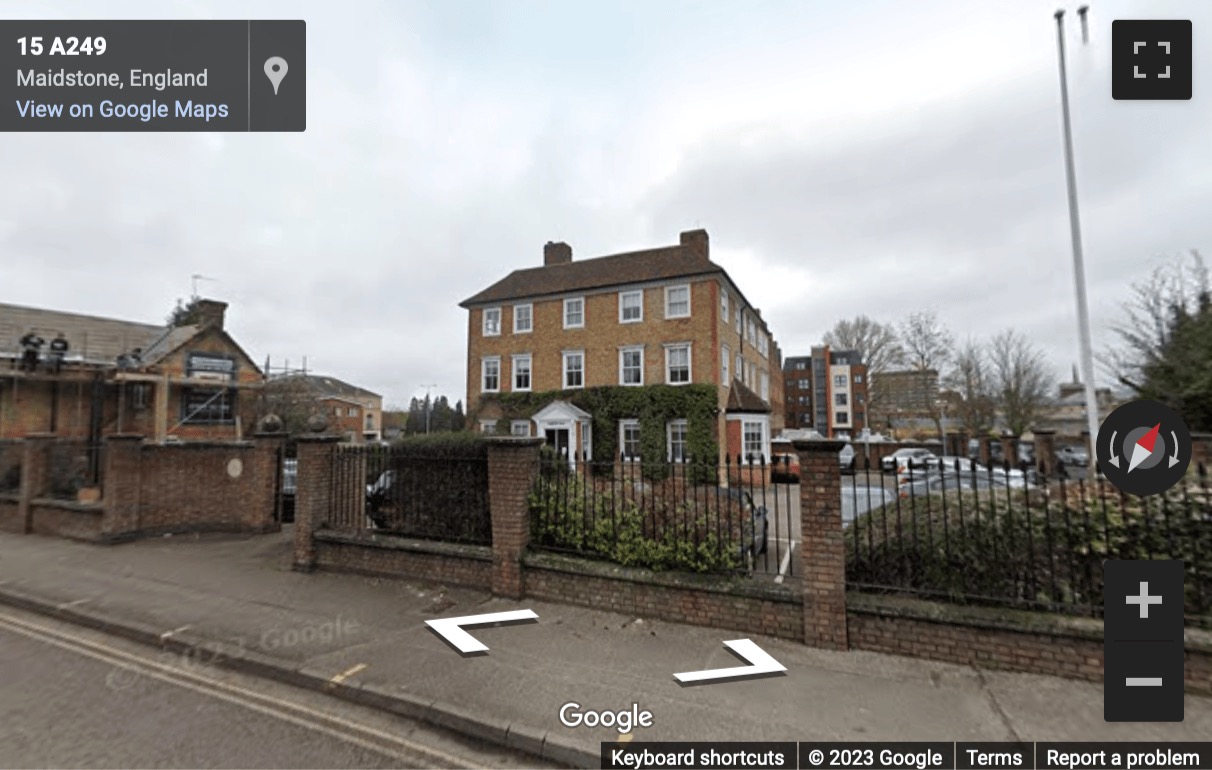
3, 0, 1208, 409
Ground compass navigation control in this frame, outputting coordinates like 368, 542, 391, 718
1096, 400, 1192, 497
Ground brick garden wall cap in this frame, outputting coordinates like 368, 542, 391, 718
142, 440, 256, 450
791, 438, 847, 452
296, 434, 342, 443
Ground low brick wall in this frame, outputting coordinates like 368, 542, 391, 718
847, 593, 1212, 695
314, 530, 493, 589
0, 434, 284, 543
134, 441, 278, 536
0, 495, 19, 532
523, 551, 802, 641
29, 500, 104, 542
300, 437, 1212, 692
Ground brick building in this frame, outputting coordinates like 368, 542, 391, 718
783, 346, 869, 438
263, 373, 383, 442
0, 299, 263, 443
459, 230, 784, 466
867, 368, 941, 433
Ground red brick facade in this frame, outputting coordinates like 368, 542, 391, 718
461, 231, 784, 468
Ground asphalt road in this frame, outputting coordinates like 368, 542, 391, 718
0, 607, 560, 770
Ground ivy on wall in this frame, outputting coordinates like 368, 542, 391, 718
474, 384, 720, 476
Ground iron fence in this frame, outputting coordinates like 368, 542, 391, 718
44, 440, 105, 500
844, 457, 1212, 628
529, 452, 798, 577
328, 443, 491, 545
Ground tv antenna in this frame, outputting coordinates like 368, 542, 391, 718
191, 274, 218, 298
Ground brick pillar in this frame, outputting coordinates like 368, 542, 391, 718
18, 434, 55, 534
944, 432, 962, 457
1190, 433, 1211, 470
1034, 429, 1057, 477
294, 435, 339, 572
487, 437, 542, 599
793, 437, 848, 651
978, 437, 995, 466
254, 431, 288, 531
1001, 435, 1020, 468
101, 434, 144, 538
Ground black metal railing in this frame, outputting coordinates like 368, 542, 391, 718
328, 443, 491, 545
45, 441, 105, 500
529, 452, 798, 577
844, 456, 1212, 628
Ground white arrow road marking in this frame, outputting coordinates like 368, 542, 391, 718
425, 609, 538, 655
1169, 431, 1181, 468
673, 639, 786, 685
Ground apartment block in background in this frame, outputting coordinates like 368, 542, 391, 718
782, 346, 868, 438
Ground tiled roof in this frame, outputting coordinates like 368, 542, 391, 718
141, 325, 203, 365
0, 301, 164, 365
460, 245, 725, 307
725, 380, 770, 413
267, 373, 381, 401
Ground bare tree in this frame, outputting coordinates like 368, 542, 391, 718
261, 376, 322, 436
947, 338, 997, 438
899, 311, 953, 438
822, 315, 903, 375
989, 330, 1055, 437
900, 310, 954, 372
823, 315, 903, 429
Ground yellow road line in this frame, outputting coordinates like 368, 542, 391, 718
330, 662, 368, 685
0, 610, 479, 769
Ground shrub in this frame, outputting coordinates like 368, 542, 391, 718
845, 483, 1212, 623
529, 473, 745, 573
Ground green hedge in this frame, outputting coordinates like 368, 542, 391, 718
845, 486, 1212, 624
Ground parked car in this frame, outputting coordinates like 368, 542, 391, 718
722, 488, 768, 570
839, 442, 856, 473
1056, 445, 1089, 466
770, 453, 800, 483
365, 470, 395, 528
841, 485, 897, 523
881, 447, 937, 474
895, 455, 979, 486
899, 463, 1039, 497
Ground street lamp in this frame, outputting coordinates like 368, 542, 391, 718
421, 383, 438, 434
1054, 5, 1102, 477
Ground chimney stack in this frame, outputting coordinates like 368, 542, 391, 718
680, 229, 709, 260
544, 241, 572, 266
194, 299, 228, 331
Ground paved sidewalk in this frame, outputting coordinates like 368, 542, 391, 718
0, 530, 1207, 768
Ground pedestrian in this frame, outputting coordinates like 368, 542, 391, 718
18, 330, 44, 372
47, 332, 68, 373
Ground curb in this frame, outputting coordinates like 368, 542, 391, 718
0, 585, 601, 769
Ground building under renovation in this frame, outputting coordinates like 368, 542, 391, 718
0, 298, 264, 444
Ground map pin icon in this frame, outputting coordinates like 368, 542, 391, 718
264, 57, 288, 95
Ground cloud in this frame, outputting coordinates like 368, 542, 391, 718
2, 0, 1209, 409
